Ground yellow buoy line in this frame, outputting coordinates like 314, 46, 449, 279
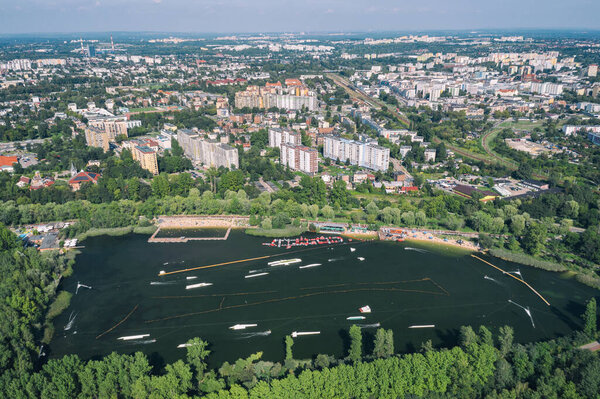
157, 242, 359, 276
471, 255, 550, 306
96, 304, 139, 339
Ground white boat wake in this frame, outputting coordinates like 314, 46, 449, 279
150, 281, 176, 285
483, 275, 502, 285
64, 311, 77, 331
404, 247, 429, 253
508, 300, 535, 328
358, 323, 381, 328
299, 263, 321, 269
128, 339, 156, 345
75, 282, 92, 294
237, 330, 272, 339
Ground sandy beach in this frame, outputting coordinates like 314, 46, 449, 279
402, 230, 478, 251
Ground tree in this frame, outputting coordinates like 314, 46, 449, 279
373, 329, 386, 358
582, 298, 597, 338
478, 326, 494, 347
330, 180, 349, 208
459, 326, 478, 347
498, 326, 514, 357
261, 218, 272, 230
384, 329, 394, 358
219, 170, 245, 194
314, 354, 330, 369
321, 205, 334, 220
348, 325, 362, 363
562, 200, 579, 219
185, 338, 211, 384
308, 204, 319, 219
521, 222, 547, 255
510, 214, 526, 236
285, 335, 294, 361
365, 201, 379, 216
0, 223, 17, 251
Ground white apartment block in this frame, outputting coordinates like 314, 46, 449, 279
562, 125, 600, 136
177, 129, 239, 169
424, 149, 437, 162
268, 128, 301, 148
323, 136, 390, 171
529, 82, 563, 96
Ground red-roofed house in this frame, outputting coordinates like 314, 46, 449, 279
285, 78, 302, 86
68, 171, 101, 191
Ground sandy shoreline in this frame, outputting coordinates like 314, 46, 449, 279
402, 230, 478, 251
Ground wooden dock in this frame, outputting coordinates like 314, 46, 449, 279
148, 227, 231, 243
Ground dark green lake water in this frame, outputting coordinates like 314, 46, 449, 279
50, 231, 598, 367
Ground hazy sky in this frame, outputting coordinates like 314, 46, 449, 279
1, 0, 599, 34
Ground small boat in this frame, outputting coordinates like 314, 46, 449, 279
177, 343, 193, 348
229, 324, 257, 330
268, 258, 301, 267
245, 272, 269, 278
185, 282, 213, 290
159, 270, 166, 275
299, 263, 321, 269
359, 305, 372, 313
291, 331, 320, 338
357, 257, 365, 261
186, 276, 197, 280
118, 334, 150, 341
408, 325, 435, 329
350, 247, 356, 252
346, 316, 366, 320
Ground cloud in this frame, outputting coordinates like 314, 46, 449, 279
153, 0, 162, 3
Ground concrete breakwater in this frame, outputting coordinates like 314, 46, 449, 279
148, 227, 231, 243
147, 215, 248, 243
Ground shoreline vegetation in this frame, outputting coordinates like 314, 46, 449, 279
488, 247, 600, 290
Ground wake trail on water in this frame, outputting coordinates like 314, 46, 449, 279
127, 339, 156, 345
404, 247, 430, 254
358, 323, 381, 328
64, 312, 77, 331
236, 330, 272, 339
508, 300, 535, 328
483, 275, 503, 285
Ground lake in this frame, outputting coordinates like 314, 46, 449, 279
49, 230, 598, 367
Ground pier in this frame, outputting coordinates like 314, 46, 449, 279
149, 227, 231, 243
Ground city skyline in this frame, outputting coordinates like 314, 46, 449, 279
1, 0, 600, 34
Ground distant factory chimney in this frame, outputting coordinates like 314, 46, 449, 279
111, 35, 115, 53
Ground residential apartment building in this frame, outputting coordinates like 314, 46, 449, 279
177, 129, 238, 169
84, 126, 111, 152
424, 148, 437, 162
88, 116, 140, 139
235, 84, 318, 111
132, 145, 159, 175
268, 128, 301, 148
280, 143, 318, 175
323, 135, 390, 171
